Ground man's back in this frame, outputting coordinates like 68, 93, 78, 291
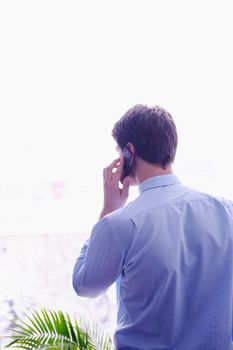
107, 175, 233, 349
73, 174, 233, 349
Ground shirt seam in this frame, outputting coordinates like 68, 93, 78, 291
129, 195, 233, 221
139, 181, 181, 194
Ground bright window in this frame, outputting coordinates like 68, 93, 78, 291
1, 0, 233, 341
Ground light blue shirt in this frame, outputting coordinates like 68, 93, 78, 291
73, 174, 233, 350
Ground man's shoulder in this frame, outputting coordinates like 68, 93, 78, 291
177, 186, 233, 220
105, 200, 137, 225
106, 185, 233, 225
102, 196, 145, 238
185, 186, 233, 206
100, 201, 139, 252
106, 192, 146, 220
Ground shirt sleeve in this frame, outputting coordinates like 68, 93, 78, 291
72, 217, 124, 298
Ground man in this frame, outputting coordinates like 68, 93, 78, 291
73, 104, 233, 350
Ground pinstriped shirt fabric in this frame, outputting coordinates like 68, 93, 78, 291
73, 174, 233, 350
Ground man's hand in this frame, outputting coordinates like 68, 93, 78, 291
99, 157, 130, 219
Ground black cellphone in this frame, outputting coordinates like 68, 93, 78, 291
120, 147, 134, 184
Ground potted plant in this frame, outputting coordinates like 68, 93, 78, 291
4, 308, 114, 350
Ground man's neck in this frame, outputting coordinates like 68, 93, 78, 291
135, 160, 173, 184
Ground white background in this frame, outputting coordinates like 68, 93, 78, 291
0, 0, 233, 235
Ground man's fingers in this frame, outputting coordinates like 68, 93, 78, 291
107, 157, 121, 168
104, 157, 121, 181
115, 156, 124, 176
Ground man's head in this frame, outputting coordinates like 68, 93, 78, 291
112, 104, 178, 169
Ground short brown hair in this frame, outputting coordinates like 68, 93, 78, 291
112, 104, 178, 168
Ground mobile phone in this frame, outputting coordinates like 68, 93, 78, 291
120, 147, 134, 184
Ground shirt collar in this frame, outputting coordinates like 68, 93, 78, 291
139, 174, 181, 194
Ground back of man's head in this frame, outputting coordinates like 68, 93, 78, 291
112, 104, 178, 169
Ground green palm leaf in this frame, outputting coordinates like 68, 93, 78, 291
5, 308, 114, 350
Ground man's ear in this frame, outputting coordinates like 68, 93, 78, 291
127, 142, 135, 155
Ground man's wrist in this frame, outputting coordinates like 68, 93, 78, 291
99, 206, 115, 220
